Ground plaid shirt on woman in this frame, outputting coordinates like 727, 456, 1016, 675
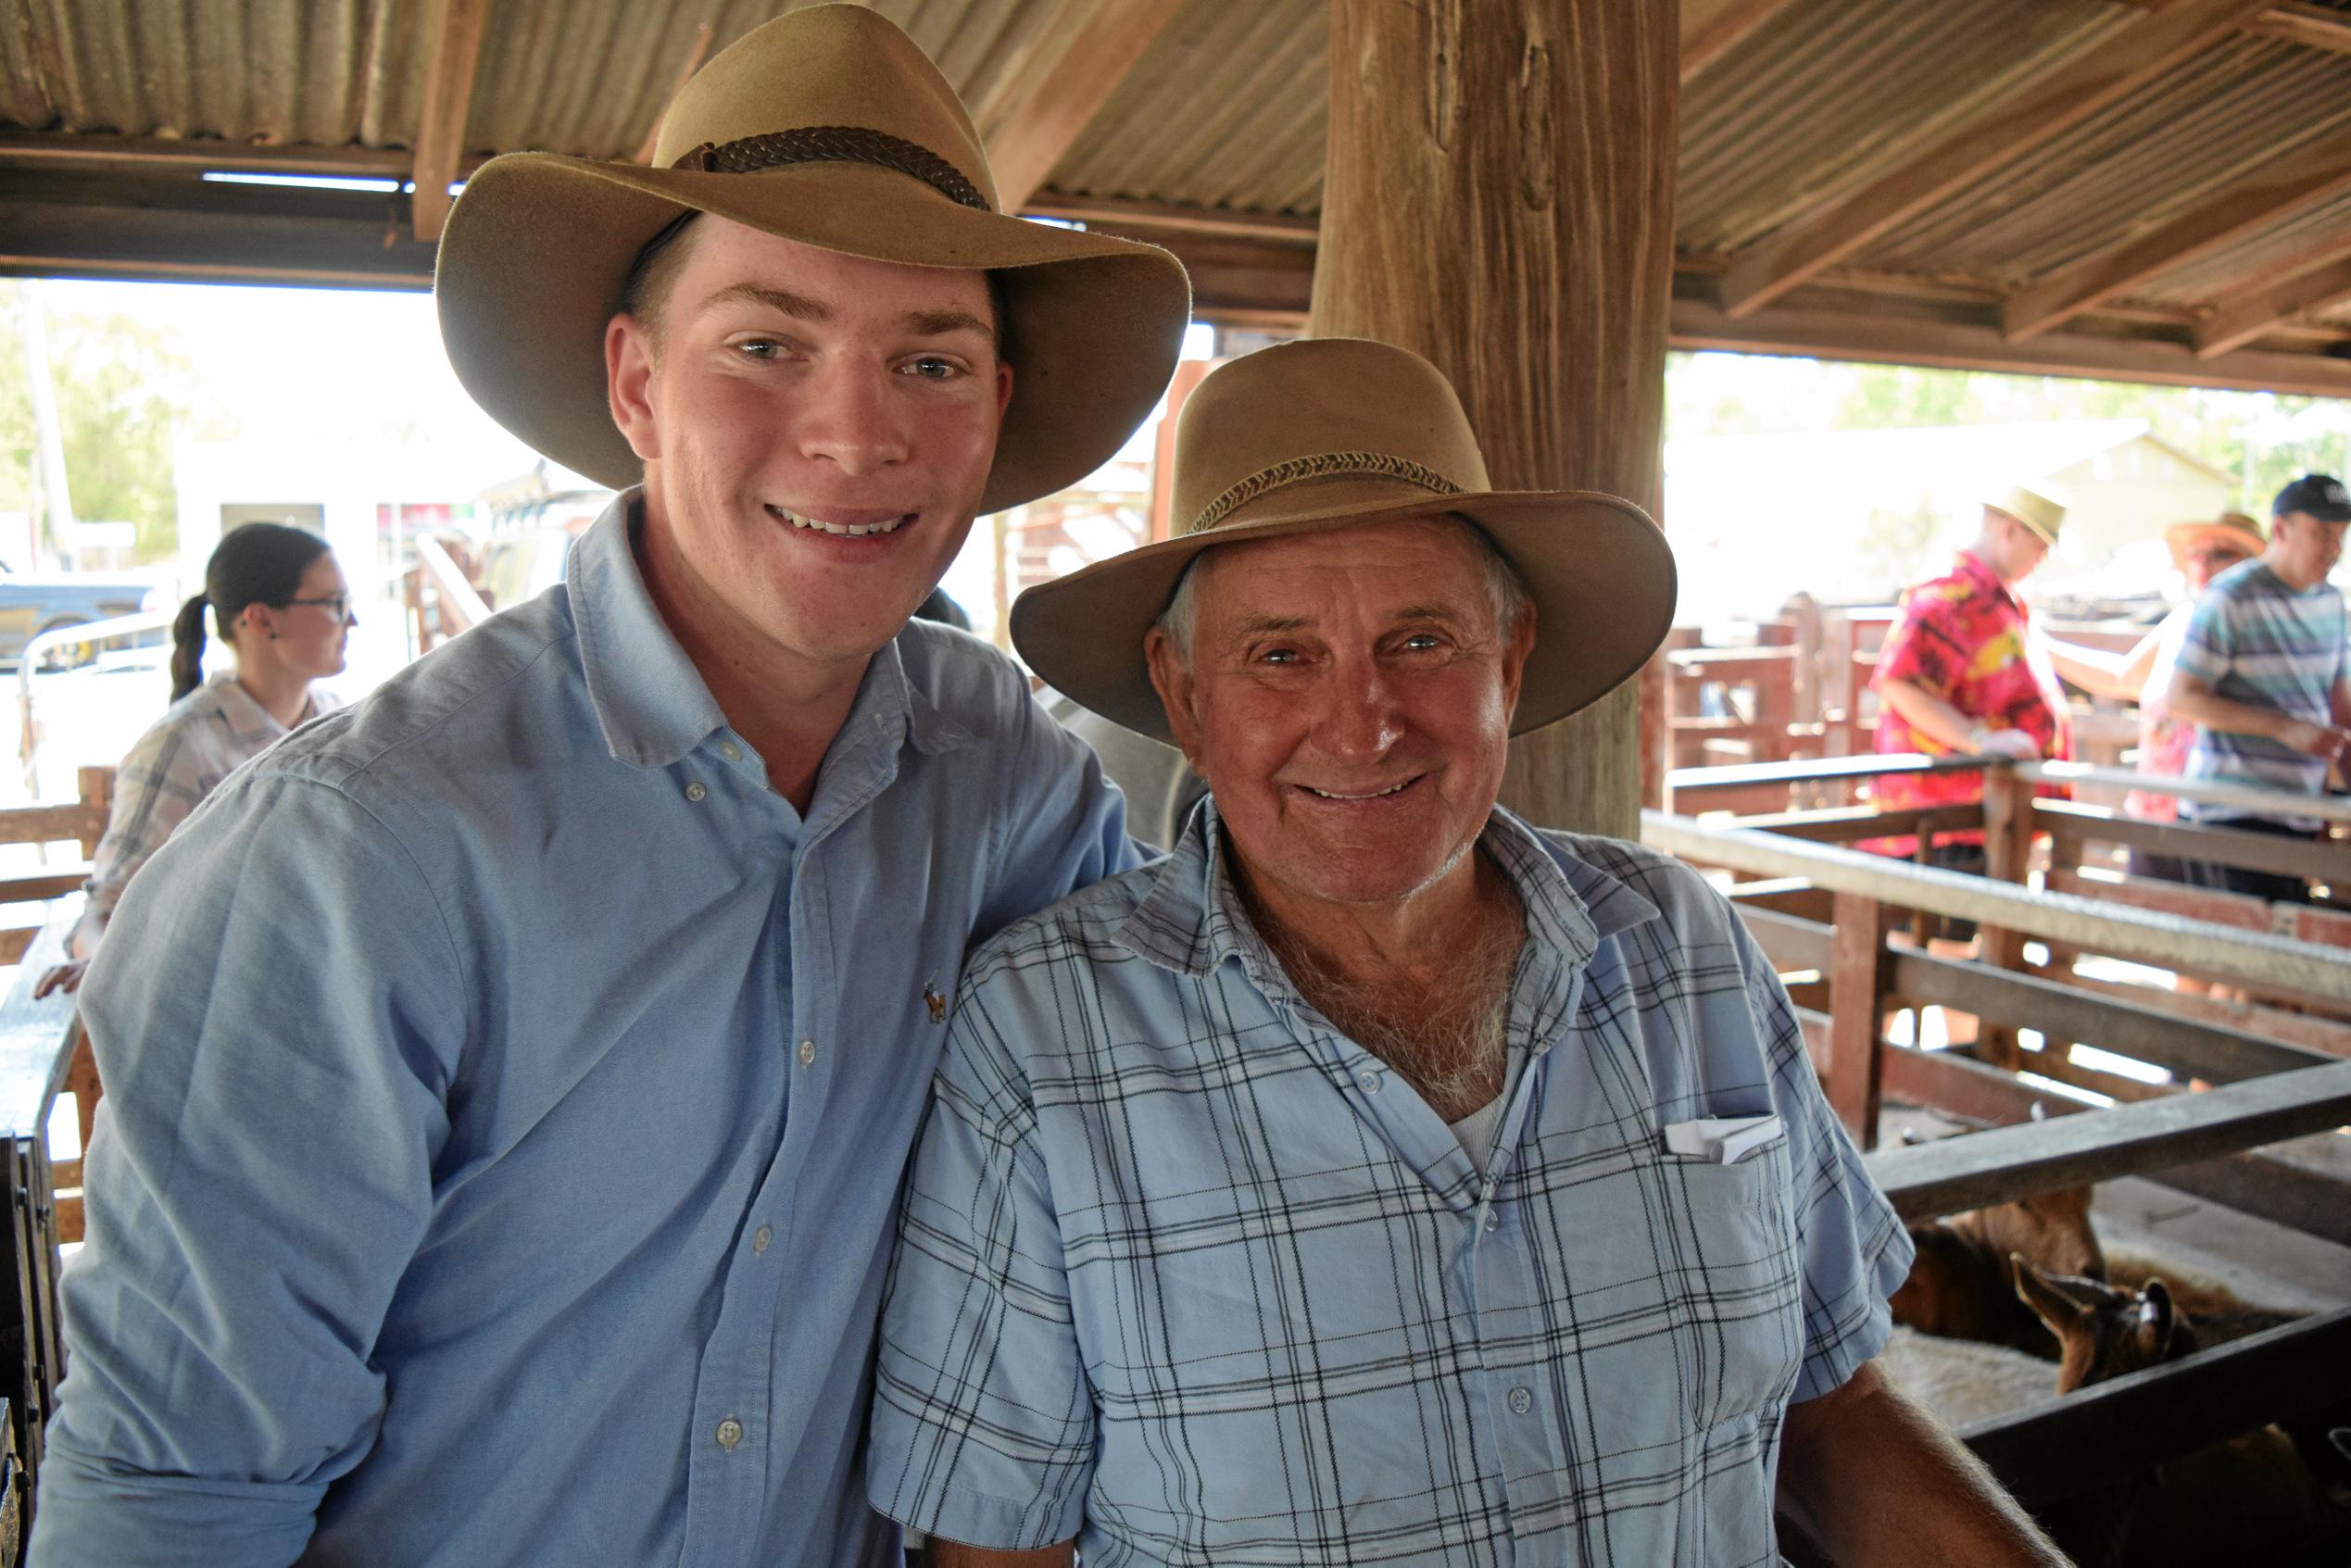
867, 804, 1909, 1567
73, 671, 333, 953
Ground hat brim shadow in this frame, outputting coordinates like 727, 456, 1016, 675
1012, 490, 1678, 745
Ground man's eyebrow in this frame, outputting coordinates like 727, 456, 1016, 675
1389, 601, 1475, 623
902, 307, 996, 343
1227, 614, 1311, 636
695, 282, 833, 321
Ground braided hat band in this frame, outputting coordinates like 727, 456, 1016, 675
1188, 451, 1465, 535
672, 126, 992, 212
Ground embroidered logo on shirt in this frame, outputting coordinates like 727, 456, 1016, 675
924, 982, 947, 1023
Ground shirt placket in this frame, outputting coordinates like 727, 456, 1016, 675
1470, 954, 1586, 1555
673, 731, 824, 1565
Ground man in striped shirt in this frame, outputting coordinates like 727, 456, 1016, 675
2165, 473, 2351, 904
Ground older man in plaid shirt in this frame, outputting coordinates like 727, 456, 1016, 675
868, 343, 2065, 1567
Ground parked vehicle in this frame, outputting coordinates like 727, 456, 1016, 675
0, 566, 169, 666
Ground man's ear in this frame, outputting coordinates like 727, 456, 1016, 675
606, 313, 661, 463
994, 359, 1014, 421
1498, 601, 1539, 719
1143, 627, 1207, 778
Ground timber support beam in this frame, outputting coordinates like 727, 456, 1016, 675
1314, 0, 1676, 840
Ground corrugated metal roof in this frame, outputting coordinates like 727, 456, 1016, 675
0, 0, 1077, 161
1045, 0, 1325, 216
7, 0, 2351, 346
1861, 34, 2351, 285
1677, 0, 2128, 260
2125, 189, 2351, 307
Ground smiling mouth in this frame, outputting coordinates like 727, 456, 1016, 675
1300, 777, 1421, 802
766, 504, 911, 538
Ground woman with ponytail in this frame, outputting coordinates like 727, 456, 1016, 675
50, 521, 354, 978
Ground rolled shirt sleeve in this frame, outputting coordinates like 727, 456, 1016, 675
33, 771, 466, 1567
867, 990, 1096, 1550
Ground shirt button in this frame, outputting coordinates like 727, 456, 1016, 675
719, 740, 743, 762
1356, 1069, 1383, 1095
753, 1223, 773, 1254
1508, 1386, 1533, 1416
684, 780, 707, 802
715, 1416, 744, 1450
1483, 1210, 1500, 1232
797, 1038, 817, 1065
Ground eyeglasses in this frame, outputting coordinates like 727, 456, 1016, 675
283, 594, 355, 622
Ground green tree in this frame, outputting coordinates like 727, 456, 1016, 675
0, 282, 228, 563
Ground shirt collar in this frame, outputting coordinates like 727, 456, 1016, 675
1954, 548, 2019, 609
200, 669, 298, 737
1115, 797, 1658, 989
567, 491, 974, 770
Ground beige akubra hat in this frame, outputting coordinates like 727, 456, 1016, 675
1013, 338, 1678, 744
1984, 481, 2069, 546
435, 4, 1191, 515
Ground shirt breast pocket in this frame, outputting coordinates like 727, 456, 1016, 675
1653, 1134, 1807, 1431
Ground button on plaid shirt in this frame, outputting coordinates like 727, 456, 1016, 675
868, 804, 1910, 1566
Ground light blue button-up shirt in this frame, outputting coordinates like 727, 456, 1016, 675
33, 495, 1136, 1567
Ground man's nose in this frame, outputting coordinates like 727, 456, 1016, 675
1314, 658, 1403, 759
798, 363, 911, 475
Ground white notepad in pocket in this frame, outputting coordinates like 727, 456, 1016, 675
1661, 1113, 1783, 1164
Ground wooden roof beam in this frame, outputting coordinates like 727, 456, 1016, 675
2003, 125, 2351, 341
1716, 0, 2278, 321
2244, 2, 2351, 54
2196, 249, 2351, 356
975, 0, 1183, 215
1678, 0, 1799, 83
410, 0, 492, 244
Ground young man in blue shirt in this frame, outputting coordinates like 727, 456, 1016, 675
31, 9, 1188, 1564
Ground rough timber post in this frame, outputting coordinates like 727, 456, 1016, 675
1310, 0, 1678, 838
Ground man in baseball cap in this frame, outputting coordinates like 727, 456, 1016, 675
33, 9, 1187, 1564
2163, 472, 2351, 902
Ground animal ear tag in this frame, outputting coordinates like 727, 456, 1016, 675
924, 981, 947, 1024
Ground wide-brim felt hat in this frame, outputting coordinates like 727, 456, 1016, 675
434, 4, 1191, 516
2163, 511, 2264, 571
1013, 338, 1678, 745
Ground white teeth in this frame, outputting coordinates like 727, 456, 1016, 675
775, 508, 904, 537
1306, 781, 1412, 801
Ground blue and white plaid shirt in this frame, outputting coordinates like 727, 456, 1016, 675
869, 802, 1910, 1567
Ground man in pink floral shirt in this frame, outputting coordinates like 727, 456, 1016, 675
1870, 484, 2075, 878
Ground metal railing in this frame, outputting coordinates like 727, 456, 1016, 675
16, 610, 174, 794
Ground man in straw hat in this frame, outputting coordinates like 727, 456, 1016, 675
2161, 472, 2351, 904
34, 8, 1187, 1564
1867, 483, 2073, 908
2037, 510, 2266, 887
865, 340, 2065, 1566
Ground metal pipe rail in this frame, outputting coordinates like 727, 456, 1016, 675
16, 608, 174, 791
1640, 809, 2351, 1004
2019, 759, 2351, 826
